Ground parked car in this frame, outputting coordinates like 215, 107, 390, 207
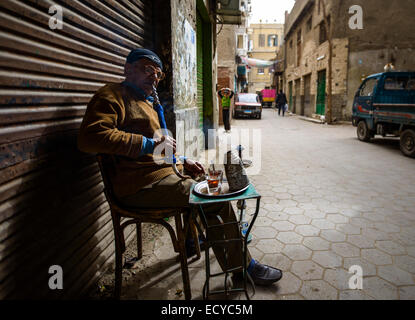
352, 71, 415, 158
233, 93, 262, 119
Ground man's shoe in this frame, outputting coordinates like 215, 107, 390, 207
249, 261, 282, 286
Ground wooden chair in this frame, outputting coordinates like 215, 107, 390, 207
96, 154, 200, 300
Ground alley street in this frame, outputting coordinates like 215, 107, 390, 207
103, 108, 415, 300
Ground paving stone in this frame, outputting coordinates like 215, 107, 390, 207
407, 246, 415, 257
271, 187, 288, 193
283, 207, 305, 215
399, 286, 415, 300
267, 211, 289, 221
311, 219, 336, 230
336, 223, 362, 235
304, 210, 326, 219
375, 240, 407, 256
248, 246, 264, 261
324, 268, 351, 290
347, 235, 375, 249
289, 215, 312, 225
276, 232, 303, 244
255, 239, 284, 254
262, 254, 293, 272
350, 217, 375, 228
295, 225, 320, 237
300, 280, 338, 300
274, 193, 292, 200
377, 265, 414, 286
291, 261, 324, 280
361, 249, 393, 266
394, 255, 415, 274
299, 203, 318, 210
282, 244, 312, 261
340, 290, 375, 300
303, 237, 331, 251
320, 230, 347, 242
332, 242, 361, 258
343, 257, 377, 277
274, 272, 302, 295
363, 276, 399, 300
251, 226, 278, 239
271, 221, 295, 231
326, 214, 349, 224
312, 251, 343, 268
361, 228, 391, 241
253, 216, 274, 227
278, 200, 298, 208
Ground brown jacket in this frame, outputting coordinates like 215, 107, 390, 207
78, 83, 178, 198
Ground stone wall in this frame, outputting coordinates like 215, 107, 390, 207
285, 1, 349, 119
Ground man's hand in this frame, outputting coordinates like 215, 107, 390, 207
154, 135, 176, 155
183, 158, 205, 177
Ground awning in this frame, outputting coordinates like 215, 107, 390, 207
241, 56, 282, 68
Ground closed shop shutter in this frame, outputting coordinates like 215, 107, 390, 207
0, 0, 153, 299
196, 11, 204, 129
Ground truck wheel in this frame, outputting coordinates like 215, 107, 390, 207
357, 120, 371, 142
400, 129, 415, 158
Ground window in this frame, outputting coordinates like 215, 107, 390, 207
268, 35, 278, 46
237, 35, 244, 49
257, 68, 264, 74
319, 17, 330, 45
307, 17, 312, 32
248, 39, 253, 51
296, 30, 302, 67
384, 76, 413, 90
360, 78, 378, 96
259, 34, 265, 47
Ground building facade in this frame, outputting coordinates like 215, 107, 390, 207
247, 22, 284, 93
284, 0, 415, 120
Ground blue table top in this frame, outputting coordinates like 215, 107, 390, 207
189, 183, 261, 205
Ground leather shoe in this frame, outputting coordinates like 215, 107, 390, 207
248, 261, 283, 286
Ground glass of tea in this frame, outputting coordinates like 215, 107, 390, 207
206, 169, 223, 195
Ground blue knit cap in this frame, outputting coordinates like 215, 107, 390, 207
126, 48, 163, 70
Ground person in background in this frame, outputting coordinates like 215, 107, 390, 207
276, 89, 288, 117
218, 88, 234, 133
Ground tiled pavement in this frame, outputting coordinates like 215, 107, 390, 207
106, 109, 415, 300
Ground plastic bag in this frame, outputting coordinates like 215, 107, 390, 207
284, 104, 288, 112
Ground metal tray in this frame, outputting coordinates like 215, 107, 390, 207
192, 180, 249, 199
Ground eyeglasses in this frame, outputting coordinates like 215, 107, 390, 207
143, 65, 165, 80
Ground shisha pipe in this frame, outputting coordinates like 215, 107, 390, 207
151, 85, 190, 180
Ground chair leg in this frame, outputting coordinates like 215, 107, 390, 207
189, 215, 201, 259
112, 215, 124, 299
175, 215, 192, 300
136, 223, 142, 260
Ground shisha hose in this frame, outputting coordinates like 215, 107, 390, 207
152, 85, 190, 180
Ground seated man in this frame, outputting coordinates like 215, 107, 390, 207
77, 48, 282, 286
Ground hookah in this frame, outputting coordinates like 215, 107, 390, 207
151, 85, 190, 180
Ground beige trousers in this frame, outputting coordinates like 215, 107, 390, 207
118, 174, 251, 272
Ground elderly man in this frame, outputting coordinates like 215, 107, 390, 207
78, 48, 282, 287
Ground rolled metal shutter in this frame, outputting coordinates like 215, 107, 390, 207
0, 0, 153, 299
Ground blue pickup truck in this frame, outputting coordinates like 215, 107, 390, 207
352, 72, 415, 158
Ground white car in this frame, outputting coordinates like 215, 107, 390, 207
233, 93, 262, 119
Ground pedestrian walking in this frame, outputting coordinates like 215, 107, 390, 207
276, 90, 288, 117
218, 88, 234, 132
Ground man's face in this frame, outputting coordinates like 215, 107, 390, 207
125, 58, 164, 96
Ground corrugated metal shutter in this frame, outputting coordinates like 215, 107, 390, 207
0, 0, 153, 299
196, 11, 204, 129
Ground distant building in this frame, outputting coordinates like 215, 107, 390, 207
247, 22, 284, 93
217, 0, 251, 124
284, 0, 415, 121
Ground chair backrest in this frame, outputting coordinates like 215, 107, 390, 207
96, 154, 121, 209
